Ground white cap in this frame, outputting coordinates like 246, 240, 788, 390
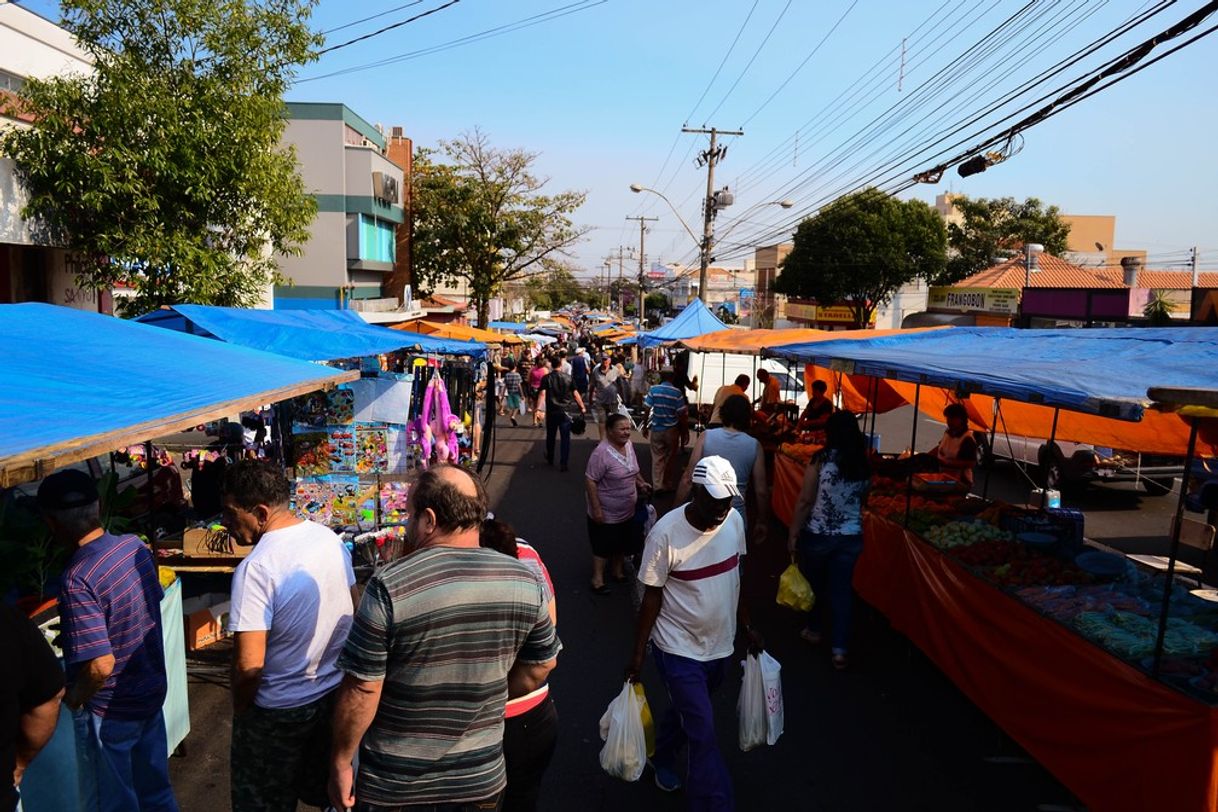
692, 455, 740, 500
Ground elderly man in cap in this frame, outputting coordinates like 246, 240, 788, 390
39, 469, 177, 812
589, 352, 623, 440
626, 456, 763, 810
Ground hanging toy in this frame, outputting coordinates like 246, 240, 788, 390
410, 369, 461, 468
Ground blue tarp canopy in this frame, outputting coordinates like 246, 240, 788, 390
0, 304, 357, 486
639, 299, 729, 349
765, 327, 1218, 421
488, 321, 527, 333
137, 305, 485, 360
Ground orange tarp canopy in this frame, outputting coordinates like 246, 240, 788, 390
394, 320, 523, 345
678, 328, 827, 354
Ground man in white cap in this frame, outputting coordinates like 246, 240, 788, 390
625, 456, 763, 809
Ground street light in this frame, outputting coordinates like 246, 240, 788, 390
629, 183, 792, 302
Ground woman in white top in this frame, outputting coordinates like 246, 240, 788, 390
786, 411, 871, 670
674, 395, 768, 546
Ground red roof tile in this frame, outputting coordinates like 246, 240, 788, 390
954, 254, 1126, 289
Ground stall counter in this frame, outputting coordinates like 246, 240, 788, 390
857, 511, 1218, 812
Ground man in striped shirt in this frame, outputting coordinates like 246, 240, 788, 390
644, 368, 688, 493
329, 465, 561, 812
40, 469, 177, 812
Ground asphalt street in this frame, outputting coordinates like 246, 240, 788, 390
168, 409, 1190, 811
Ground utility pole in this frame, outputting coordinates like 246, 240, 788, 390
683, 126, 743, 302
1192, 245, 1201, 288
626, 216, 658, 329
617, 246, 628, 318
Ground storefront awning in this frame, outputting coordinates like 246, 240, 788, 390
138, 304, 485, 360
1, 304, 357, 486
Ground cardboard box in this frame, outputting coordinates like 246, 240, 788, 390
182, 593, 231, 651
181, 526, 251, 559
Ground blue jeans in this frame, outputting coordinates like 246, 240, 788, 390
652, 648, 733, 811
73, 708, 178, 812
797, 530, 864, 654
545, 410, 571, 466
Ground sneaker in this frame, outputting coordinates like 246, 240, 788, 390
650, 761, 682, 793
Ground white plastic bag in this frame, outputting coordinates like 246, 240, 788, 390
598, 682, 648, 781
737, 653, 767, 751
760, 651, 784, 746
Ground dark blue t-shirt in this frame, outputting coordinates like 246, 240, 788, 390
571, 354, 589, 388
58, 533, 167, 720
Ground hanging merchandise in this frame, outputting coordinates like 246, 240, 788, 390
292, 387, 355, 428
411, 369, 463, 468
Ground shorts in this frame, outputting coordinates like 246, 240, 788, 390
587, 516, 641, 558
231, 691, 335, 811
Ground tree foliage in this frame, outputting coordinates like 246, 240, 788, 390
1, 0, 321, 316
774, 188, 946, 328
523, 262, 585, 312
411, 129, 588, 328
1143, 290, 1177, 326
942, 195, 1071, 284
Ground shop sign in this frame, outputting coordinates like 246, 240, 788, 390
786, 301, 817, 321
784, 300, 874, 325
928, 286, 1020, 314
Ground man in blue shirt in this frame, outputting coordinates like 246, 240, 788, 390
570, 347, 590, 402
40, 469, 177, 812
644, 368, 688, 493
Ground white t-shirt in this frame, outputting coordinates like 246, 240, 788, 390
229, 519, 356, 709
637, 506, 746, 662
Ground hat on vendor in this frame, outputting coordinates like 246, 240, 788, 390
37, 468, 100, 510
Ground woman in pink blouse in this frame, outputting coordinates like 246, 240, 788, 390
584, 413, 651, 594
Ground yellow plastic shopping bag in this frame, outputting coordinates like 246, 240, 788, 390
776, 557, 814, 612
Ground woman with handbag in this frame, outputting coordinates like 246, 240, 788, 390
786, 411, 871, 670
585, 413, 651, 594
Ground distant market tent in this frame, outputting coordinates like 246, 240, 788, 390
638, 298, 729, 348
1, 304, 357, 486
137, 304, 486, 360
398, 320, 524, 346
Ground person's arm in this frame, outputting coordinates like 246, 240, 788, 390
64, 654, 114, 709
510, 588, 561, 697
585, 476, 605, 524
736, 591, 765, 653
574, 388, 587, 412
786, 461, 822, 553
508, 659, 557, 697
329, 675, 383, 811
626, 586, 663, 682
673, 432, 707, 505
231, 631, 267, 714
16, 688, 63, 785
750, 443, 770, 545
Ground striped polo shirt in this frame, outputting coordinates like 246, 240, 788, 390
645, 382, 687, 431
58, 533, 167, 719
339, 546, 561, 807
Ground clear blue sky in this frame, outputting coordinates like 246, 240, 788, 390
21, 0, 1218, 278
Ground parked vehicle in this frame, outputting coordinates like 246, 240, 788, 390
682, 353, 807, 411
977, 430, 1181, 495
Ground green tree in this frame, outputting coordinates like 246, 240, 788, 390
775, 188, 946, 328
1, 0, 320, 316
523, 262, 584, 311
1143, 290, 1177, 326
943, 195, 1070, 284
412, 130, 588, 328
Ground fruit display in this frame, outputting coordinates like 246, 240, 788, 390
924, 521, 1014, 550
777, 442, 822, 465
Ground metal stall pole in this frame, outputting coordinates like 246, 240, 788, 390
982, 398, 1002, 500
1038, 407, 1061, 510
1152, 418, 1200, 676
868, 375, 879, 448
904, 383, 922, 527
144, 439, 156, 543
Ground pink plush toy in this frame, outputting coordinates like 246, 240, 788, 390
412, 370, 461, 468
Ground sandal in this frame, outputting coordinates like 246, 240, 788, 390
590, 582, 612, 595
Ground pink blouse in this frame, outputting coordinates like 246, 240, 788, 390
585, 440, 640, 523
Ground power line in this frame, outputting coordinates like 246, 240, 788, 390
683, 0, 760, 126
738, 0, 861, 128
699, 0, 793, 125
299, 0, 605, 82
323, 0, 425, 36
317, 0, 461, 57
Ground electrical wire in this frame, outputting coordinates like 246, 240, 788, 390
699, 0, 794, 125
683, 0, 760, 126
316, 0, 461, 57
738, 0, 861, 128
322, 0, 425, 35
299, 0, 606, 82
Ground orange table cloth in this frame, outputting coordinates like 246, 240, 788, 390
771, 452, 805, 526
858, 512, 1218, 812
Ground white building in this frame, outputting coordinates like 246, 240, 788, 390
0, 3, 97, 310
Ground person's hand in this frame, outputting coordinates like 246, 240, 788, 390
741, 624, 765, 654
13, 765, 24, 788
625, 652, 645, 683
751, 523, 768, 547
638, 482, 653, 498
786, 533, 798, 554
592, 507, 605, 524
329, 762, 356, 812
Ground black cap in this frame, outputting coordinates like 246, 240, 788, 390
36, 469, 99, 510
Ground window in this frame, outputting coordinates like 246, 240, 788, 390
359, 214, 395, 263
0, 70, 25, 92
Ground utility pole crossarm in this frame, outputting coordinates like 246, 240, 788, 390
681, 126, 743, 302
626, 215, 658, 330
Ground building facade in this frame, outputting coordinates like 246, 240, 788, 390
275, 102, 406, 311
0, 3, 102, 311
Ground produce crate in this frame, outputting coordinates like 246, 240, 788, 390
1000, 510, 1084, 558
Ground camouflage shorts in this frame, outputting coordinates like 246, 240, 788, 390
231, 690, 335, 811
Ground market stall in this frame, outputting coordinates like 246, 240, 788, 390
2, 304, 357, 805
765, 326, 1218, 812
